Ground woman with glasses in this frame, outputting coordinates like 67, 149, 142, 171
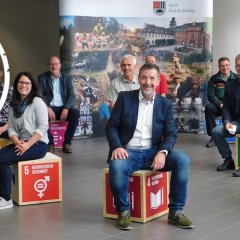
0, 71, 49, 210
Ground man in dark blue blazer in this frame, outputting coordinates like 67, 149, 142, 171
38, 56, 80, 153
106, 63, 193, 230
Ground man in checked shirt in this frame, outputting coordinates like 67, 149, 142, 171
0, 70, 13, 138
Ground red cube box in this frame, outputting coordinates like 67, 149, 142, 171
12, 152, 62, 205
49, 121, 68, 148
103, 168, 169, 223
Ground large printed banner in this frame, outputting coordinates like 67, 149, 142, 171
59, 0, 213, 137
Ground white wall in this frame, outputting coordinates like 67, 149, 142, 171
213, 0, 240, 72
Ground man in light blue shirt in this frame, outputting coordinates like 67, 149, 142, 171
38, 56, 80, 153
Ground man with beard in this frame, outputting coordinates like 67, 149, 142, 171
145, 54, 168, 97
106, 63, 193, 230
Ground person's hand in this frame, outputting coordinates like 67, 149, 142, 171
11, 135, 21, 146
111, 148, 128, 160
15, 141, 31, 156
151, 152, 166, 170
172, 90, 177, 97
225, 122, 234, 132
48, 108, 56, 121
220, 103, 223, 108
60, 109, 68, 121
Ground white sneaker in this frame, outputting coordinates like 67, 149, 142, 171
0, 198, 13, 210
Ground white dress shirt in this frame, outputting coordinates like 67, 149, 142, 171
126, 91, 168, 155
50, 76, 64, 107
126, 91, 154, 149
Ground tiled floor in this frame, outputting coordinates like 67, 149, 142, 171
1, 134, 240, 240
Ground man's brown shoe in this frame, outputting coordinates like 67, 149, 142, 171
117, 211, 133, 230
168, 210, 194, 229
62, 143, 72, 153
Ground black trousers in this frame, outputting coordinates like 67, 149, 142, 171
48, 106, 80, 145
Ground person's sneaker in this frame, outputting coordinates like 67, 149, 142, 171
117, 210, 133, 230
233, 169, 240, 177
0, 198, 13, 210
62, 143, 72, 153
168, 210, 194, 229
206, 137, 216, 148
216, 156, 235, 171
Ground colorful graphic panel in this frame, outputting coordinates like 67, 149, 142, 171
59, 0, 213, 137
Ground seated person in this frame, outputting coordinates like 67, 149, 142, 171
145, 54, 168, 97
107, 54, 139, 110
38, 56, 80, 153
0, 69, 13, 138
106, 63, 194, 230
212, 54, 240, 174
205, 57, 237, 148
0, 71, 48, 210
98, 100, 110, 127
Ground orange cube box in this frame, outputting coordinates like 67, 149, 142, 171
12, 152, 62, 205
49, 121, 68, 148
0, 138, 12, 148
103, 168, 169, 223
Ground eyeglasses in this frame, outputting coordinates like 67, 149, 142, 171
18, 81, 31, 86
49, 63, 60, 66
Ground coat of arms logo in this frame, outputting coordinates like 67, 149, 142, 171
153, 1, 166, 16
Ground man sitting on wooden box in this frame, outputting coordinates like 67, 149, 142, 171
205, 57, 237, 148
38, 56, 80, 153
105, 63, 194, 230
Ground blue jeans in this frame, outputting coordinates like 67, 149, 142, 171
0, 142, 47, 196
212, 120, 240, 159
109, 148, 190, 213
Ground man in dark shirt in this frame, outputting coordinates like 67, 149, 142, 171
212, 54, 240, 173
205, 57, 237, 148
38, 56, 80, 153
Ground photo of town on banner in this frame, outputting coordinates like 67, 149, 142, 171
60, 14, 212, 137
